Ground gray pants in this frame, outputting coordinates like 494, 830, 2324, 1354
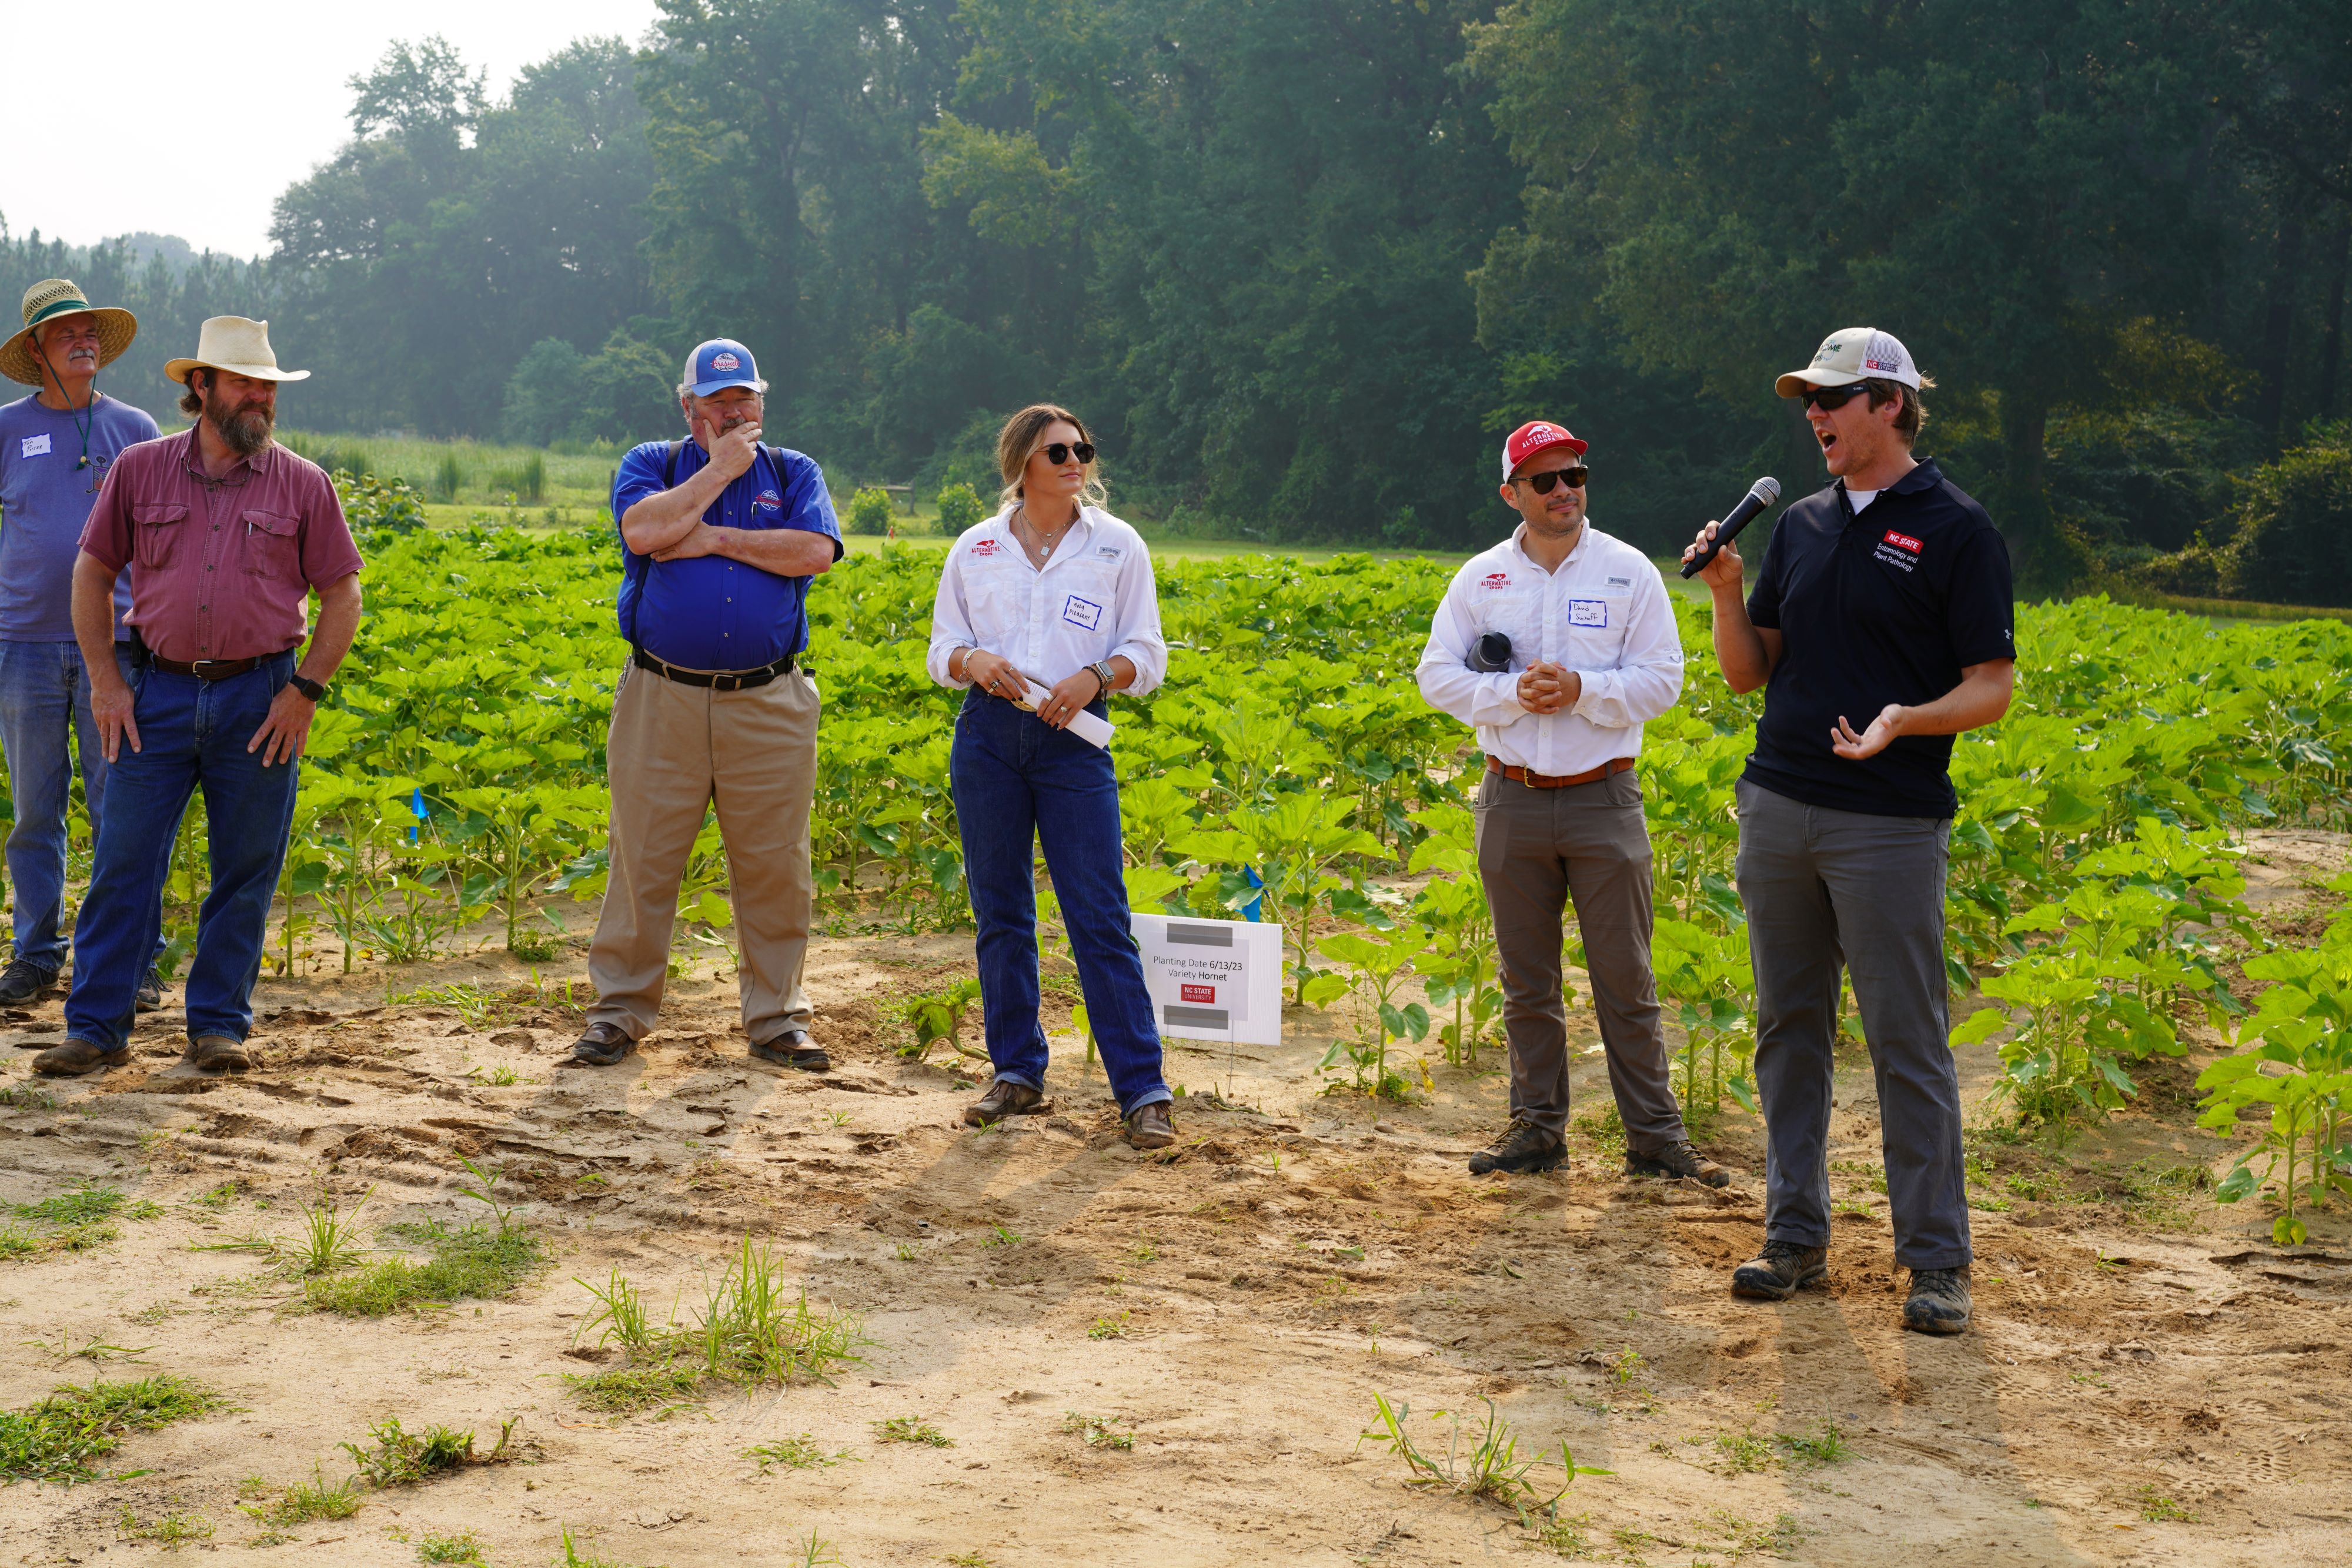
1473, 764, 1686, 1154
1735, 779, 1970, 1269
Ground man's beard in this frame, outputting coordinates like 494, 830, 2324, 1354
205, 390, 274, 457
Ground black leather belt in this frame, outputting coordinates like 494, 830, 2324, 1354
149, 655, 266, 680
632, 648, 795, 691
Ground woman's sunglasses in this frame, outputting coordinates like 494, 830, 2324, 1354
1513, 465, 1588, 494
1040, 441, 1096, 466
1800, 383, 1867, 412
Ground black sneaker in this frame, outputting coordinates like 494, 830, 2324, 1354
1466, 1118, 1565, 1176
750, 1029, 830, 1072
135, 967, 165, 1014
1903, 1266, 1972, 1334
0, 958, 58, 1007
564, 1022, 636, 1068
1625, 1140, 1732, 1188
1731, 1240, 1829, 1300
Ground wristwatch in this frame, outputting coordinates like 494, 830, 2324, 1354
289, 673, 328, 703
1089, 660, 1117, 696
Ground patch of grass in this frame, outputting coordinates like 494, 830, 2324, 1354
466, 1064, 523, 1087
14, 1183, 153, 1224
1526, 1510, 1593, 1556
874, 1415, 953, 1447
1775, 1422, 1854, 1467
0, 1084, 56, 1110
893, 1241, 921, 1261
565, 1364, 705, 1416
943, 1553, 995, 1567
1357, 1394, 1611, 1508
2136, 1484, 2199, 1523
1606, 1346, 1647, 1385
792, 1532, 845, 1567
387, 982, 518, 1029
981, 1223, 1023, 1248
1087, 1312, 1132, 1340
417, 1530, 489, 1564
1713, 1427, 1776, 1473
1062, 1412, 1134, 1451
308, 1221, 543, 1316
556, 1525, 640, 1567
116, 1506, 213, 1549
746, 1433, 851, 1472
0, 1225, 41, 1260
242, 1463, 364, 1526
339, 1416, 513, 1488
1572, 1103, 1627, 1159
0, 1376, 226, 1485
295, 1187, 370, 1276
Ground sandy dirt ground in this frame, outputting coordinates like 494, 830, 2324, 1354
1, 836, 2348, 1568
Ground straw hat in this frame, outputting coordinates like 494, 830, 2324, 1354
0, 278, 139, 386
164, 316, 310, 385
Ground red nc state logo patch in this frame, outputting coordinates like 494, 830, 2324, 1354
1883, 530, 1922, 553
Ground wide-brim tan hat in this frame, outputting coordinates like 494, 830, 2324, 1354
1775, 327, 1920, 398
164, 316, 310, 385
0, 278, 138, 386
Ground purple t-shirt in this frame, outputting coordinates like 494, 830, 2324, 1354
0, 392, 152, 640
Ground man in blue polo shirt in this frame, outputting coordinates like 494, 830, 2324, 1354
1683, 329, 2014, 1335
569, 339, 843, 1071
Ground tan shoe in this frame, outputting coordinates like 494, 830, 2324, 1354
964, 1079, 1050, 1126
32, 1038, 128, 1076
186, 1035, 251, 1074
1124, 1102, 1175, 1150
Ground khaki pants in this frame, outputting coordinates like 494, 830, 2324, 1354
588, 659, 820, 1044
1473, 763, 1686, 1153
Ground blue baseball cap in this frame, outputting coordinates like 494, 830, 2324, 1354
683, 338, 764, 397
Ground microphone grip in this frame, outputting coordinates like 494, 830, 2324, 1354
1679, 489, 1772, 579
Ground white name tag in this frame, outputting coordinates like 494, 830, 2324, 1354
1062, 593, 1104, 631
18, 434, 51, 458
1569, 599, 1609, 628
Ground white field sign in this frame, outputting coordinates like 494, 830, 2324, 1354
1129, 912, 1284, 1047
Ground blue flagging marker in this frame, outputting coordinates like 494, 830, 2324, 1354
1242, 865, 1264, 922
409, 787, 428, 843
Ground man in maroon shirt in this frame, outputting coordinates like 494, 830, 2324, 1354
34, 317, 363, 1076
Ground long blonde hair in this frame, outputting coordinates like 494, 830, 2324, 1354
996, 403, 1108, 511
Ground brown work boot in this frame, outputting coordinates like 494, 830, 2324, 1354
1625, 1139, 1732, 1189
186, 1035, 251, 1074
963, 1079, 1050, 1126
1467, 1117, 1565, 1175
1125, 1101, 1175, 1150
32, 1038, 128, 1076
564, 1022, 635, 1068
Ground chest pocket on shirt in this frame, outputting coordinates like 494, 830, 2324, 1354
1565, 594, 1633, 660
131, 503, 189, 569
240, 510, 300, 579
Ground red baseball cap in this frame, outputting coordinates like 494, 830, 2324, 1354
1501, 419, 1588, 482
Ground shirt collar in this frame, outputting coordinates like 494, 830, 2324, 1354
1838, 458, 1940, 500
176, 426, 274, 484
1508, 519, 1592, 572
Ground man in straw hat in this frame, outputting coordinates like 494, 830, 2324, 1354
0, 280, 167, 1014
32, 317, 363, 1077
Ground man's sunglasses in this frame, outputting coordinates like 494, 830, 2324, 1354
1799, 383, 1867, 412
1040, 441, 1096, 465
1513, 466, 1588, 494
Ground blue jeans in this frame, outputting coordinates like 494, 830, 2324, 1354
951, 689, 1170, 1117
0, 639, 136, 972
65, 654, 300, 1051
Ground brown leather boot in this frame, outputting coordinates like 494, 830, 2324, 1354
963, 1079, 1050, 1126
186, 1035, 251, 1074
1125, 1101, 1175, 1149
32, 1038, 128, 1076
564, 1022, 635, 1068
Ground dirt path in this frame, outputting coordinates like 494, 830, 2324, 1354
2, 858, 2349, 1566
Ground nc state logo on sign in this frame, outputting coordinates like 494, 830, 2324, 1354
1181, 982, 1217, 1004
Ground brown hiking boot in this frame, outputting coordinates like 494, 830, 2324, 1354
1625, 1140, 1732, 1188
1125, 1101, 1175, 1149
186, 1035, 251, 1074
963, 1079, 1050, 1126
1732, 1240, 1829, 1300
32, 1038, 128, 1076
564, 1022, 635, 1068
1467, 1117, 1565, 1175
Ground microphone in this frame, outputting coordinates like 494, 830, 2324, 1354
1678, 477, 1782, 579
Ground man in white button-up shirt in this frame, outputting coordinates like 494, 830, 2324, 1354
1417, 420, 1728, 1187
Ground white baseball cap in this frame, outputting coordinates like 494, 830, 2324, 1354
1775, 328, 1920, 397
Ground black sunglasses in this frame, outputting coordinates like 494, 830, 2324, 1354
1040, 441, 1095, 465
1514, 465, 1588, 494
1800, 383, 1867, 412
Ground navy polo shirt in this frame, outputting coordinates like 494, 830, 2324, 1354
1742, 457, 2014, 820
610, 439, 843, 670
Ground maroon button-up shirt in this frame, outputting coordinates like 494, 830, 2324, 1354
79, 431, 364, 663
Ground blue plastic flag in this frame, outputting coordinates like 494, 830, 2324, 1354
1242, 865, 1264, 922
409, 787, 428, 843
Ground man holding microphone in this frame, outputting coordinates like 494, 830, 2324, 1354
1682, 329, 2014, 1335
1419, 421, 1727, 1187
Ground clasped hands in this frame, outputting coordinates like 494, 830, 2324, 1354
1515, 660, 1582, 716
964, 648, 1100, 730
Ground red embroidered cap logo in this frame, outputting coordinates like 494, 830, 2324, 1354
1883, 530, 1922, 554
1181, 982, 1216, 1004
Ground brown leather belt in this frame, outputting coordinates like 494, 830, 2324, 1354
1486, 754, 1635, 789
148, 655, 266, 680
632, 648, 795, 691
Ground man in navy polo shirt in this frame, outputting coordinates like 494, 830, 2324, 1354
1682, 329, 2014, 1335
570, 339, 843, 1071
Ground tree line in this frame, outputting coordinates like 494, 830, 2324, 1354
4, 0, 2348, 598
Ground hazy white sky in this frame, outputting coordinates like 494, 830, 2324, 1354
0, 0, 660, 259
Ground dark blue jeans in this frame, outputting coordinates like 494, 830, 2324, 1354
950, 689, 1170, 1117
65, 654, 300, 1051
0, 639, 138, 972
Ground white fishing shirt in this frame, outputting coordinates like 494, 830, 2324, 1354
926, 506, 1169, 695
1415, 521, 1685, 775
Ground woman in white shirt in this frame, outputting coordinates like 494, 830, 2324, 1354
927, 403, 1175, 1148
